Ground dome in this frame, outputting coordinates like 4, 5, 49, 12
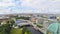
44, 22, 60, 34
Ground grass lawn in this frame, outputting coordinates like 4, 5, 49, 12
10, 27, 32, 34
10, 28, 22, 34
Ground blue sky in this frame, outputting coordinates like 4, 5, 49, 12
0, 0, 60, 14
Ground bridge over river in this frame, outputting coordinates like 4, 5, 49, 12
14, 19, 43, 34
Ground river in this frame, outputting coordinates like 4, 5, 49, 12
15, 20, 43, 34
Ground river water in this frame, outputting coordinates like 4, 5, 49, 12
27, 26, 43, 34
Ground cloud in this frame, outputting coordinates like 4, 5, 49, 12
0, 0, 60, 14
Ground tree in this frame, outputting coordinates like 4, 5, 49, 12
9, 19, 15, 26
22, 27, 27, 34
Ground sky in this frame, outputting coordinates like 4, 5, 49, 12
0, 0, 60, 14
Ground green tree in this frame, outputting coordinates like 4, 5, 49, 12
22, 27, 27, 34
9, 19, 15, 26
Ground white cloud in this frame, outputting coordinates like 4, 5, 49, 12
0, 0, 60, 14
21, 0, 60, 13
0, 0, 16, 7
0, 2, 15, 7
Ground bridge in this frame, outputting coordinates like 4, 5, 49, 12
14, 19, 31, 26
14, 18, 58, 33
17, 22, 31, 26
